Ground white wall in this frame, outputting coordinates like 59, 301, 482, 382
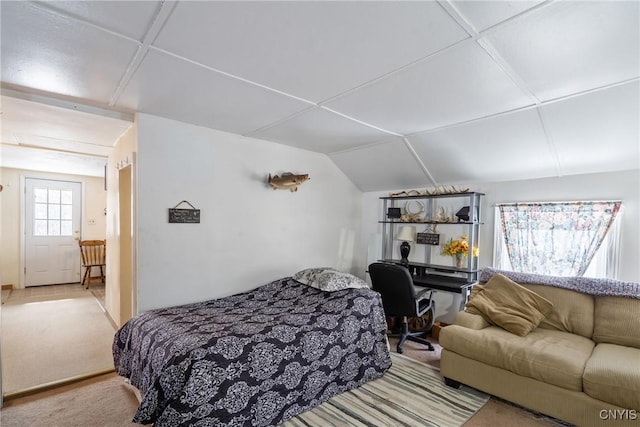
135, 114, 362, 312
361, 169, 640, 322
0, 168, 106, 288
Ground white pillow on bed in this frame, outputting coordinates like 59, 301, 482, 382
293, 267, 368, 291
313, 271, 368, 291
293, 267, 337, 285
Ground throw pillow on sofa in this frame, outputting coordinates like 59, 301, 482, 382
466, 274, 553, 336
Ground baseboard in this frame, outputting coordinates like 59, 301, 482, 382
1, 284, 14, 290
105, 310, 119, 330
2, 368, 116, 402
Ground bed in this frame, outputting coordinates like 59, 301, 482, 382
113, 271, 392, 426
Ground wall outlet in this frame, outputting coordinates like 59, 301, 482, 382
88, 218, 96, 225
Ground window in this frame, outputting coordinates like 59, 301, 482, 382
33, 187, 74, 236
493, 201, 622, 278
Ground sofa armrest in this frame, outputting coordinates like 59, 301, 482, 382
453, 310, 490, 330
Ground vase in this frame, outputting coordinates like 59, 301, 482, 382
454, 253, 464, 268
400, 241, 411, 266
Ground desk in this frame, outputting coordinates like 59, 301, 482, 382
379, 259, 477, 310
412, 275, 475, 310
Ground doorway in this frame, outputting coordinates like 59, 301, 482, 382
24, 178, 82, 286
1, 173, 114, 401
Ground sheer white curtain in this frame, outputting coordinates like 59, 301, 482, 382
493, 202, 622, 278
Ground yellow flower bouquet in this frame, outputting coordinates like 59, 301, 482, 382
442, 235, 479, 258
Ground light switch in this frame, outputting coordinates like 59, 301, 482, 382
88, 219, 96, 225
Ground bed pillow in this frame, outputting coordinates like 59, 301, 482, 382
465, 274, 553, 336
293, 267, 337, 285
312, 271, 368, 292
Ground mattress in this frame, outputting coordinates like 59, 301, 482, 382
113, 276, 392, 426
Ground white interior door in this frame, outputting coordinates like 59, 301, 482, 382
25, 178, 82, 287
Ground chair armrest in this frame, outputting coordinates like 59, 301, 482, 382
416, 287, 432, 300
453, 311, 490, 330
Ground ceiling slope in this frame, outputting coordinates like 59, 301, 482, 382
1, 1, 638, 188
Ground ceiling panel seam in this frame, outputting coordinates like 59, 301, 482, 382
438, 0, 540, 104
30, 1, 140, 44
147, 46, 317, 107
402, 137, 438, 187
6, 133, 116, 150
242, 106, 320, 138
537, 77, 640, 107
247, 75, 636, 154
534, 107, 563, 177
137, 49, 415, 139
402, 77, 639, 140
405, 103, 537, 138
0, 87, 134, 122
326, 73, 637, 157
251, 75, 635, 154
31, 0, 475, 139
240, 40, 485, 139
244, 104, 402, 143
477, 0, 556, 38
474, 39, 540, 104
0, 142, 107, 159
314, 37, 472, 107
436, 0, 478, 36
436, 0, 556, 41
319, 107, 403, 136
96, 0, 552, 149
317, 0, 553, 108
328, 138, 400, 156
109, 1, 178, 106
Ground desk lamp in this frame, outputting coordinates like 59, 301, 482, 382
396, 226, 416, 267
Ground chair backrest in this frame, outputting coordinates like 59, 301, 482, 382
368, 262, 419, 317
79, 240, 106, 266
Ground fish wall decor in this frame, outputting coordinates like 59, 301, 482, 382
267, 173, 310, 192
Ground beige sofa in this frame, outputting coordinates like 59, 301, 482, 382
440, 268, 640, 427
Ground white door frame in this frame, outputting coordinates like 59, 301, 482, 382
115, 153, 138, 321
19, 173, 86, 288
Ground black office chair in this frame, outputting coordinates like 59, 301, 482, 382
369, 262, 435, 354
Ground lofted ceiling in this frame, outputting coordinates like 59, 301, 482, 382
1, 1, 638, 190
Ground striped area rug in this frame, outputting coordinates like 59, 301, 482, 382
283, 353, 489, 427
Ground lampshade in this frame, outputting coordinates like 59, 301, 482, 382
396, 225, 416, 242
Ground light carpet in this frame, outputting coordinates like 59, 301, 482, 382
0, 372, 140, 427
1, 290, 116, 394
283, 352, 489, 427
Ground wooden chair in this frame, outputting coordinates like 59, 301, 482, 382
79, 240, 106, 289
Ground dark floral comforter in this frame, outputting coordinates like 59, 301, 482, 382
113, 277, 392, 426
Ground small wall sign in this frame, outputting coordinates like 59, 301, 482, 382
169, 200, 200, 223
417, 232, 440, 245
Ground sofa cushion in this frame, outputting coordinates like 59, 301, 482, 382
593, 296, 640, 348
523, 284, 595, 339
439, 325, 594, 391
583, 343, 640, 410
466, 274, 553, 336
